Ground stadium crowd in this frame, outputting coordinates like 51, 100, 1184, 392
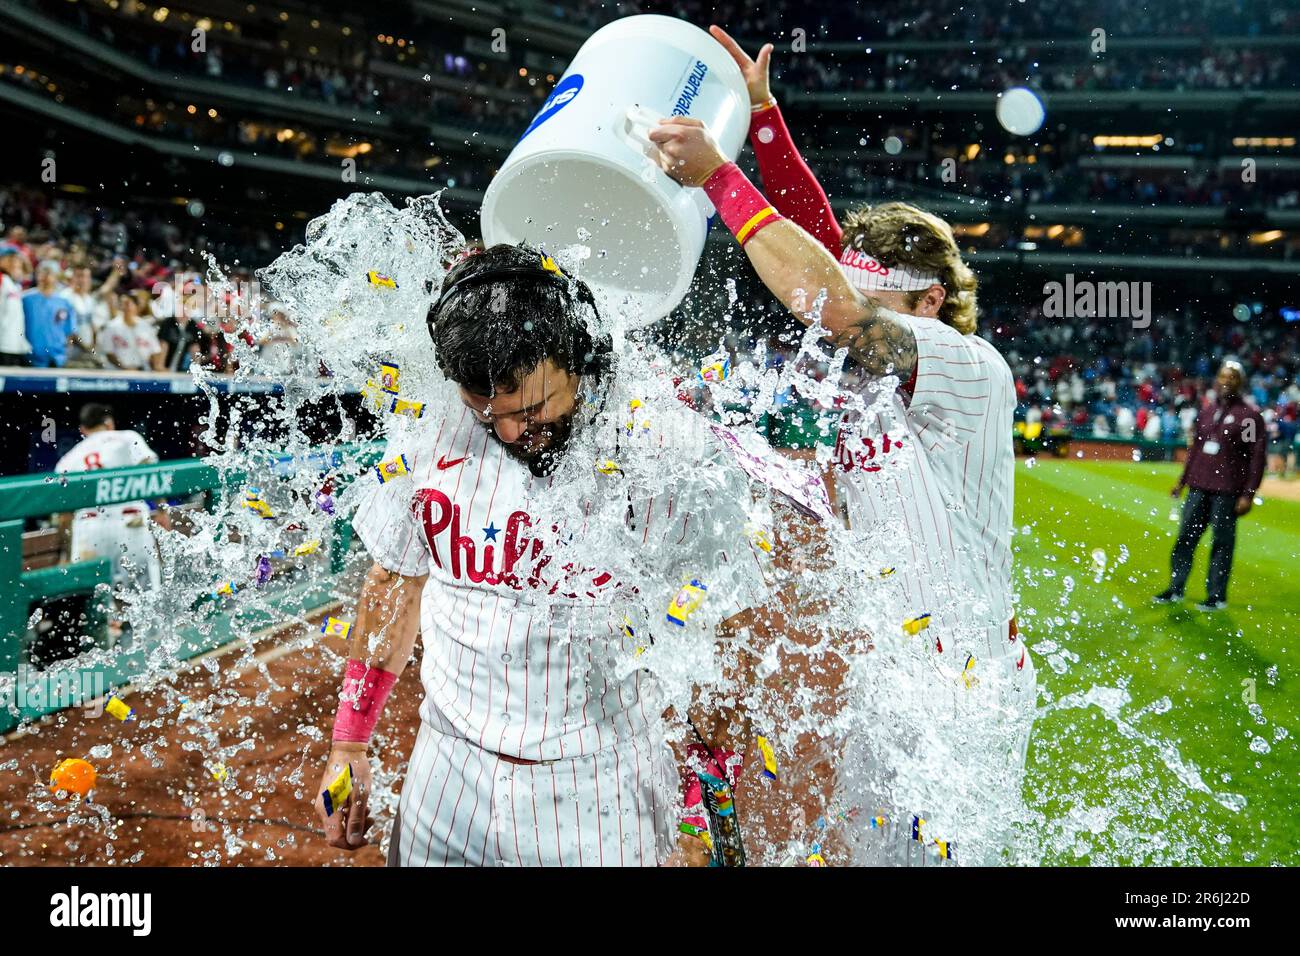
0, 185, 288, 374
990, 305, 1300, 472
549, 0, 1300, 41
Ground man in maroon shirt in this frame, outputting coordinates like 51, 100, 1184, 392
1156, 361, 1267, 611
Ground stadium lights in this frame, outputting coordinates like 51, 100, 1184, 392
1248, 230, 1285, 244
1092, 134, 1163, 148
1231, 137, 1297, 148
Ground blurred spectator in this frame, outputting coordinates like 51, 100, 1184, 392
62, 263, 123, 368
0, 243, 31, 365
21, 260, 75, 368
102, 294, 163, 372
157, 307, 207, 373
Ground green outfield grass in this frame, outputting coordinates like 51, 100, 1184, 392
1012, 457, 1299, 865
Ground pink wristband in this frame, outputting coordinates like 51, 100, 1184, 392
331, 658, 398, 743
702, 162, 783, 247
682, 744, 744, 809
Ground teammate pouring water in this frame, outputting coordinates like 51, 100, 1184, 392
647, 25, 1035, 865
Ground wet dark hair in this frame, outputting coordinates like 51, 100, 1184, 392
79, 403, 114, 429
428, 242, 599, 395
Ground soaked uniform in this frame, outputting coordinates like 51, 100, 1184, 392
353, 398, 766, 866
748, 99, 1036, 865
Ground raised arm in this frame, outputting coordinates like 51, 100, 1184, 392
647, 118, 916, 380
709, 25, 843, 256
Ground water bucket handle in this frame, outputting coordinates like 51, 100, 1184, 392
623, 104, 665, 156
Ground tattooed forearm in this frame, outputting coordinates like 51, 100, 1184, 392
828, 303, 919, 379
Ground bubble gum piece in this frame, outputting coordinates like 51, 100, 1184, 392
595, 459, 622, 476
50, 758, 96, 799
104, 696, 134, 722
367, 271, 398, 290
321, 617, 353, 639
902, 613, 932, 636
666, 579, 708, 627
745, 523, 774, 554
374, 454, 410, 483
293, 539, 322, 557
756, 735, 778, 780
390, 396, 425, 419
699, 357, 731, 383
321, 763, 354, 817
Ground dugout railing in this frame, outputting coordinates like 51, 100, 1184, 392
0, 445, 383, 734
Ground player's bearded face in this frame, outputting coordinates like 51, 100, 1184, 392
461, 360, 584, 477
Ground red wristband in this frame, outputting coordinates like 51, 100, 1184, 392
702, 162, 783, 247
331, 658, 398, 743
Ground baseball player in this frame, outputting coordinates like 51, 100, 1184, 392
648, 27, 1035, 864
314, 243, 767, 866
54, 403, 165, 593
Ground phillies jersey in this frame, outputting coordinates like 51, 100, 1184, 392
353, 394, 765, 763
55, 429, 160, 523
833, 313, 1017, 661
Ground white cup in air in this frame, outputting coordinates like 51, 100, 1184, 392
479, 15, 750, 325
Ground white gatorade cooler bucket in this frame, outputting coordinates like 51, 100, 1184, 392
480, 15, 750, 324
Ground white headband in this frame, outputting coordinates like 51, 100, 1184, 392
839, 248, 940, 293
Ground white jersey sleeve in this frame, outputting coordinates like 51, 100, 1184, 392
351, 461, 431, 579
898, 314, 1007, 454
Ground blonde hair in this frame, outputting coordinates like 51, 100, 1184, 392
840, 202, 979, 335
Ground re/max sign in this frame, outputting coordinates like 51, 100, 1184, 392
94, 472, 174, 505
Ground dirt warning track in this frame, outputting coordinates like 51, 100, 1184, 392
0, 615, 422, 867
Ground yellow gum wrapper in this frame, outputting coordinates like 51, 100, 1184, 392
322, 763, 354, 817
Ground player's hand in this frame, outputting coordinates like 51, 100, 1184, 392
648, 117, 728, 187
661, 830, 713, 867
1170, 484, 1184, 498
1234, 494, 1254, 516
708, 25, 773, 108
314, 743, 375, 851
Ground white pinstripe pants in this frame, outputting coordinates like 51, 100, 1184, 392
388, 723, 677, 867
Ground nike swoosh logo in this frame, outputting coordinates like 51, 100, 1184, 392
436, 455, 468, 470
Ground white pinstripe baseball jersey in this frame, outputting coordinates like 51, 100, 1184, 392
832, 313, 1019, 661
352, 397, 764, 764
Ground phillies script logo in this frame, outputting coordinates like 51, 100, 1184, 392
834, 424, 906, 473
414, 489, 617, 597
839, 249, 891, 276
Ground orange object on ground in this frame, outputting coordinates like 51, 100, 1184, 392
50, 758, 97, 799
